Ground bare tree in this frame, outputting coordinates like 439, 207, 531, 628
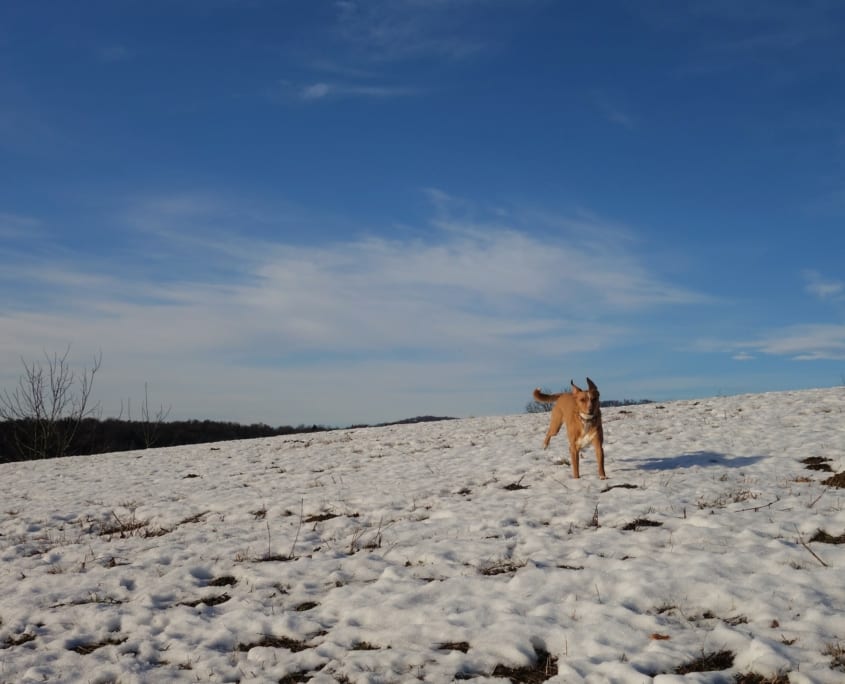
0, 348, 102, 459
140, 382, 171, 448
525, 398, 553, 413
526, 387, 558, 414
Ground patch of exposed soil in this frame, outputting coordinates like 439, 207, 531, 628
479, 560, 526, 576
801, 457, 833, 472
490, 648, 558, 683
178, 593, 231, 608
437, 641, 470, 652
67, 636, 128, 655
674, 650, 734, 675
622, 518, 663, 531
734, 673, 790, 684
822, 472, 845, 488
237, 634, 316, 653
601, 483, 639, 493
1, 633, 36, 649
304, 512, 339, 523
810, 529, 845, 544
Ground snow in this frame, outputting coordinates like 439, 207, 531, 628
1, 387, 845, 683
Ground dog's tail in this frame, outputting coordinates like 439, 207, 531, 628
533, 388, 561, 403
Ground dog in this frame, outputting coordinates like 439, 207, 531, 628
533, 378, 606, 480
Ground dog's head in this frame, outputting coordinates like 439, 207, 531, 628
571, 377, 600, 420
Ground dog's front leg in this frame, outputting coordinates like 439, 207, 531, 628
569, 442, 581, 479
593, 435, 607, 480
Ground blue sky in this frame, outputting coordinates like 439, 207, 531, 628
2, 1, 844, 427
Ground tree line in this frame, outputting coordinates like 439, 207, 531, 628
0, 417, 328, 464
0, 349, 456, 463
0, 349, 332, 463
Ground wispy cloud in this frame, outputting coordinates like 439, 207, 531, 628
732, 352, 754, 361
803, 269, 844, 300
98, 44, 131, 62
277, 1, 528, 107
700, 269, 845, 362
299, 81, 420, 101
641, 0, 844, 83
590, 90, 635, 130
745, 325, 845, 361
0, 212, 43, 239
331, 0, 488, 63
0, 191, 705, 423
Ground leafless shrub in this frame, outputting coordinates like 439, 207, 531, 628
0, 348, 102, 459
119, 381, 171, 449
822, 641, 845, 670
697, 489, 759, 509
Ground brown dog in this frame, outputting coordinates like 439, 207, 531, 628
533, 378, 606, 479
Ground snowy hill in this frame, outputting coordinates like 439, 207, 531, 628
2, 387, 844, 683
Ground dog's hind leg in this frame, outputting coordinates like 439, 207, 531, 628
543, 413, 563, 449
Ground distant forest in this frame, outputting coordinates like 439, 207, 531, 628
0, 415, 455, 464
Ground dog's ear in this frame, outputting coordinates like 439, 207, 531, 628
571, 379, 583, 393
586, 377, 597, 391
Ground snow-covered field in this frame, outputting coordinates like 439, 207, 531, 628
2, 388, 845, 684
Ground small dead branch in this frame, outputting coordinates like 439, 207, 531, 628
734, 498, 779, 513
288, 499, 303, 560
796, 528, 829, 567
504, 475, 529, 491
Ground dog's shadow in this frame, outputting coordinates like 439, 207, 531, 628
635, 451, 765, 471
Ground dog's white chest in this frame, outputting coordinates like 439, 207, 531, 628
576, 428, 597, 451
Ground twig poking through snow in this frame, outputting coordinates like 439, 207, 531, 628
289, 498, 303, 560
796, 527, 828, 567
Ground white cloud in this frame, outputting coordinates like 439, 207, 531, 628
0, 212, 43, 239
590, 90, 635, 130
740, 324, 845, 361
803, 269, 844, 300
331, 0, 487, 62
299, 81, 420, 101
0, 192, 705, 424
302, 82, 333, 100
99, 44, 131, 62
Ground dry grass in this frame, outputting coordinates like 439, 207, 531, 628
67, 636, 127, 655
822, 641, 845, 670
478, 559, 527, 576
437, 641, 470, 652
734, 673, 790, 684
96, 511, 170, 539
1, 633, 36, 649
177, 593, 231, 608
491, 647, 558, 683
621, 518, 663, 531
673, 649, 734, 674
237, 634, 314, 653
